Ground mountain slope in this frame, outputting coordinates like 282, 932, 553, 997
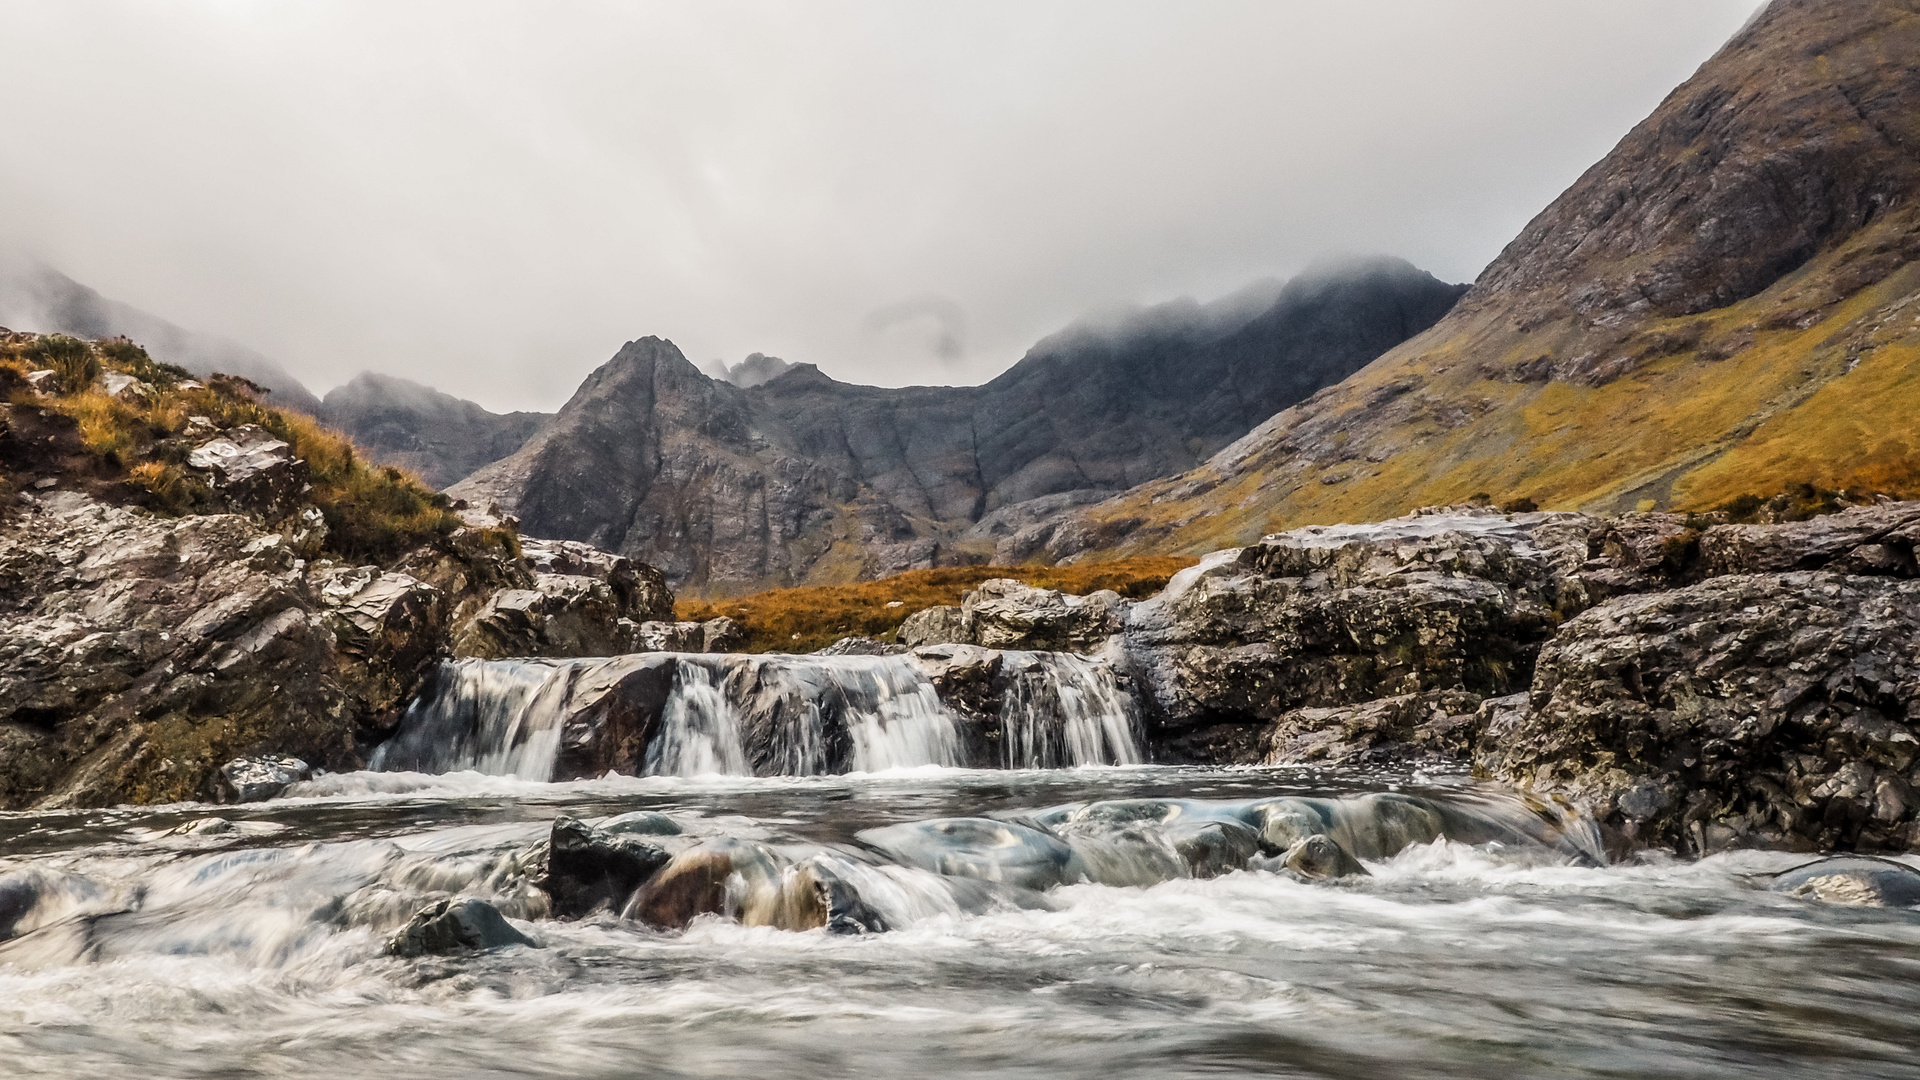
0, 258, 324, 413
1045, 0, 1920, 562
319, 373, 547, 489
451, 257, 1466, 594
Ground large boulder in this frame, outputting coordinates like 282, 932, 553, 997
1486, 571, 1920, 855
960, 579, 1128, 651
1258, 689, 1484, 767
1120, 509, 1591, 733
541, 815, 672, 918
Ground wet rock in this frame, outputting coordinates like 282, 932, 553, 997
542, 815, 672, 919
1164, 818, 1264, 878
219, 755, 311, 802
1769, 856, 1920, 907
1491, 572, 1920, 854
1281, 834, 1369, 880
385, 897, 538, 957
768, 856, 890, 934
857, 817, 1082, 891
898, 605, 966, 648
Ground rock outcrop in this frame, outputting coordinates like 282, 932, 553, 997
449, 257, 1467, 594
0, 490, 702, 809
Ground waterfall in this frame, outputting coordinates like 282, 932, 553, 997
368, 659, 573, 778
378, 653, 971, 780
645, 662, 750, 777
999, 652, 1142, 768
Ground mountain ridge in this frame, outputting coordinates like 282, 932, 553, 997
450, 256, 1468, 594
1039, 0, 1920, 563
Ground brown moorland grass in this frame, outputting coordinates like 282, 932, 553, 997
676, 556, 1198, 654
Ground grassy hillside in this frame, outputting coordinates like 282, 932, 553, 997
1051, 0, 1920, 561
676, 556, 1196, 653
0, 331, 465, 562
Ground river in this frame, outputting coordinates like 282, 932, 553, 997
4, 761, 1920, 1079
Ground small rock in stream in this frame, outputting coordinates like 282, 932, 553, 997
219, 756, 311, 803
1768, 856, 1920, 907
385, 897, 539, 958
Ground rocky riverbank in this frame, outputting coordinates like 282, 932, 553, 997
907, 501, 1920, 856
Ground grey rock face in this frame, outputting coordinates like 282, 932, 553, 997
1490, 571, 1920, 855
449, 258, 1466, 593
1258, 690, 1485, 767
385, 897, 538, 957
186, 424, 310, 522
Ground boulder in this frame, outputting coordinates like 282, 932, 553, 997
1121, 510, 1588, 732
219, 755, 311, 802
542, 815, 672, 918
1488, 572, 1920, 855
519, 537, 673, 622
185, 424, 309, 522
898, 605, 966, 648
385, 897, 538, 957
960, 579, 1126, 651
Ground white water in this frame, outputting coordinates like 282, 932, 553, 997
646, 662, 750, 776
378, 651, 1137, 779
4, 769, 1918, 1079
368, 659, 572, 779
1000, 652, 1142, 768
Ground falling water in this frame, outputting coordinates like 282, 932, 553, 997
368, 659, 572, 779
645, 662, 750, 777
999, 652, 1142, 768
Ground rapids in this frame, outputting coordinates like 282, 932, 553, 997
3, 765, 1920, 1078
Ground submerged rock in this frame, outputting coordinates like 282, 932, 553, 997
1769, 856, 1920, 907
385, 897, 538, 957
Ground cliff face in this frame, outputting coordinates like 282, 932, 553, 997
449, 258, 1466, 595
319, 373, 547, 489
1046, 0, 1920, 562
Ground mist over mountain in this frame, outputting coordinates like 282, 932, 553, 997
317, 373, 548, 489
0, 257, 323, 413
448, 256, 1465, 593
1044, 0, 1920, 563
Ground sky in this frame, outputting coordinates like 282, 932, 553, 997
0, 1, 1764, 413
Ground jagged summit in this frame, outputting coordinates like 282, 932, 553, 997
449, 260, 1466, 594
1042, 0, 1920, 563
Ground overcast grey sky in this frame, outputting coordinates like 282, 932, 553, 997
1, 1, 1763, 412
